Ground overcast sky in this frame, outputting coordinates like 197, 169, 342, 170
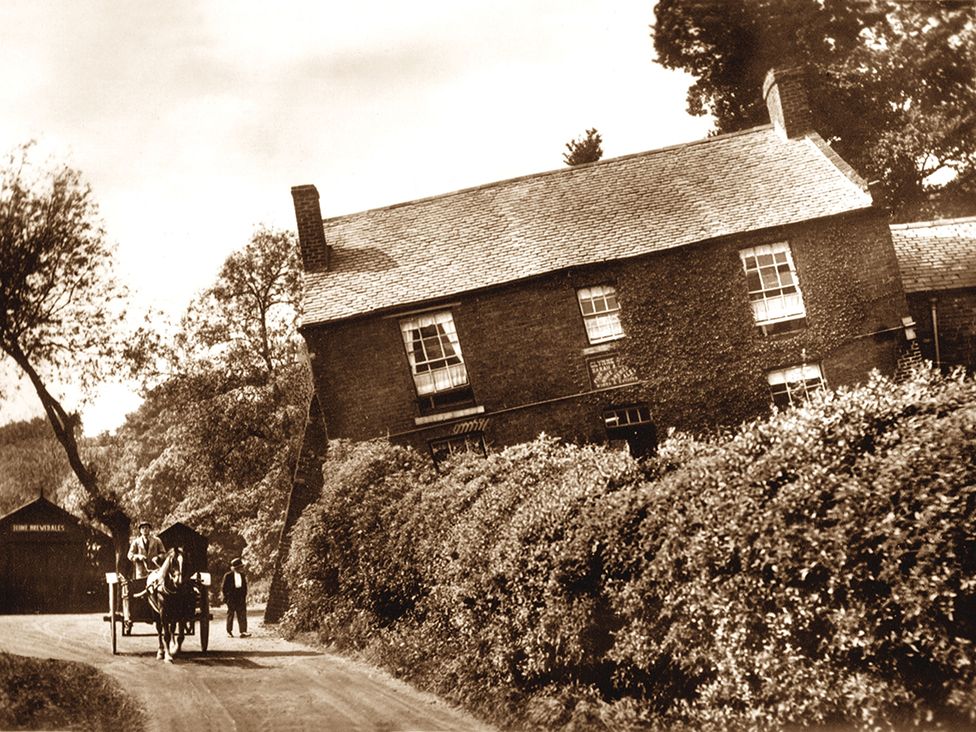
0, 0, 713, 435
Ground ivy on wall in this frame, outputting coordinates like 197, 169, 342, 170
305, 209, 905, 448
601, 210, 903, 432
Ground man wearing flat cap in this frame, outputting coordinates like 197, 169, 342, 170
221, 557, 250, 638
123, 520, 166, 630
127, 520, 165, 579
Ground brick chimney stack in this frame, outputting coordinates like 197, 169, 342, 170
291, 184, 331, 272
763, 67, 814, 139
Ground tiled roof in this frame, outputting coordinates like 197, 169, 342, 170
303, 125, 872, 325
891, 217, 976, 293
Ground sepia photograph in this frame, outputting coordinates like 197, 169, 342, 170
1, 1, 975, 729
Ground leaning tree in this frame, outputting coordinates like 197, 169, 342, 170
0, 142, 133, 562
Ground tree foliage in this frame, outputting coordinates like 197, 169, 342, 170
653, 1, 976, 219
112, 226, 309, 578
177, 226, 303, 379
0, 143, 131, 555
563, 128, 604, 166
0, 417, 74, 514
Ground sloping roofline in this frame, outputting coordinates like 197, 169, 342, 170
302, 124, 874, 326
890, 215, 976, 231
0, 495, 110, 537
323, 124, 790, 222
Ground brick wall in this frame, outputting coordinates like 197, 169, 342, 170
302, 209, 907, 457
906, 289, 976, 371
291, 185, 331, 273
763, 67, 814, 139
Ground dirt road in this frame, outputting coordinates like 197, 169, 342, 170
0, 609, 493, 731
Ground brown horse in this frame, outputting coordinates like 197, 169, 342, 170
144, 547, 194, 662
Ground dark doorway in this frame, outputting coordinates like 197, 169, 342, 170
603, 404, 657, 458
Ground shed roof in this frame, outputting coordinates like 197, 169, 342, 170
891, 217, 976, 293
159, 521, 208, 544
0, 496, 108, 540
303, 125, 873, 326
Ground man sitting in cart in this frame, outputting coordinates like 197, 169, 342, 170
128, 520, 166, 578
123, 520, 165, 628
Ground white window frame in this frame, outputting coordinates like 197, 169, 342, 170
767, 363, 825, 408
603, 404, 653, 429
577, 285, 624, 344
399, 311, 469, 396
739, 242, 806, 329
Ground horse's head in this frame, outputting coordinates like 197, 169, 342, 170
157, 547, 186, 593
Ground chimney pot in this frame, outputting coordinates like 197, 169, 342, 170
291, 184, 331, 273
763, 67, 814, 139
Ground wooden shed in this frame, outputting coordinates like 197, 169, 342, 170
0, 496, 111, 613
158, 521, 209, 578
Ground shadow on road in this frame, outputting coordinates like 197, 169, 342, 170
198, 649, 324, 659
117, 648, 324, 667
182, 656, 266, 669
116, 653, 264, 669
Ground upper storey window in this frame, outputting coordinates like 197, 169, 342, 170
577, 285, 624, 344
739, 242, 806, 334
399, 311, 472, 411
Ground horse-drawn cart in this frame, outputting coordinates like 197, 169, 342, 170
103, 521, 213, 658
104, 569, 211, 655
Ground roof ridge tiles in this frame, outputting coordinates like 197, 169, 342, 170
890, 216, 976, 230
322, 124, 776, 222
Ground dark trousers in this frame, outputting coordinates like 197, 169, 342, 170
226, 603, 247, 634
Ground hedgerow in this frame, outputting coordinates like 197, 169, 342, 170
283, 367, 976, 730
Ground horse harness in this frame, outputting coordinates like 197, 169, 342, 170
137, 548, 186, 616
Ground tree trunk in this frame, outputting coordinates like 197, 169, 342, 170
8, 345, 132, 568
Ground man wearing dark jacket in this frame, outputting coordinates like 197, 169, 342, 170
221, 557, 250, 638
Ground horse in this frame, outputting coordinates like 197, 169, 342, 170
142, 547, 195, 663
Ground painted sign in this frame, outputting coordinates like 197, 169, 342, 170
587, 355, 639, 389
11, 523, 67, 533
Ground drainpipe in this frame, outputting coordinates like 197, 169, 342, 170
930, 298, 941, 368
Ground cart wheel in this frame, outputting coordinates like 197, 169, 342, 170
109, 583, 118, 655
199, 592, 209, 653
120, 578, 132, 636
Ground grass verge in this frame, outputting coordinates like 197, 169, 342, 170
0, 651, 145, 731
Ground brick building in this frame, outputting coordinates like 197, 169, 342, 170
891, 217, 976, 371
292, 68, 912, 463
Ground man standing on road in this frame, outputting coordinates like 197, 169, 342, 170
127, 520, 165, 578
222, 557, 250, 638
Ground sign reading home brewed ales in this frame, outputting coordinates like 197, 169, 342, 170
587, 355, 639, 389
12, 523, 67, 532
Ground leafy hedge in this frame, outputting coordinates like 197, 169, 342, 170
283, 367, 976, 730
